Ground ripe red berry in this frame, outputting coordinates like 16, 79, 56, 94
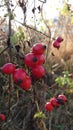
13, 68, 26, 84
45, 102, 53, 112
50, 97, 60, 107
20, 76, 32, 90
32, 43, 46, 55
24, 53, 38, 68
57, 94, 67, 102
32, 65, 45, 79
1, 63, 16, 74
52, 40, 60, 49
56, 36, 63, 43
0, 114, 6, 122
35, 54, 45, 65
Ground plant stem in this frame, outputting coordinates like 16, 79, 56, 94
48, 112, 53, 130
6, 1, 13, 116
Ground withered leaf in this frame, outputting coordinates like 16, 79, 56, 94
32, 7, 36, 14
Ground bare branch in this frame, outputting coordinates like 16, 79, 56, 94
38, 0, 46, 3
15, 19, 51, 38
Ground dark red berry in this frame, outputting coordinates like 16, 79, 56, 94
20, 76, 32, 90
52, 40, 60, 49
13, 68, 26, 84
50, 97, 60, 107
0, 114, 6, 122
56, 36, 63, 42
32, 65, 45, 79
32, 43, 46, 55
35, 54, 45, 65
1, 63, 16, 74
45, 102, 53, 112
24, 53, 38, 68
57, 94, 67, 102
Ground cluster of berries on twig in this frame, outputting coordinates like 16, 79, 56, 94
1, 43, 46, 91
45, 94, 67, 112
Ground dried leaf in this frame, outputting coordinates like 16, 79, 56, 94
32, 7, 36, 14
37, 5, 41, 12
15, 45, 21, 52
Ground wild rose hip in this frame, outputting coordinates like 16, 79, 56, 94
1, 63, 16, 74
32, 43, 46, 55
50, 97, 60, 107
52, 36, 63, 49
35, 54, 45, 65
52, 40, 60, 49
13, 68, 26, 84
20, 76, 32, 91
32, 65, 45, 79
45, 102, 53, 112
57, 94, 67, 102
56, 36, 63, 43
0, 114, 6, 122
24, 53, 38, 68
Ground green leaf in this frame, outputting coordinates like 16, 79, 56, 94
34, 111, 47, 119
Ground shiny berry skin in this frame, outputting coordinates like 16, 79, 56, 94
24, 53, 38, 68
35, 54, 45, 65
1, 63, 16, 74
50, 97, 60, 107
45, 102, 53, 112
13, 68, 26, 84
20, 76, 32, 91
57, 94, 67, 102
32, 65, 45, 79
0, 114, 6, 122
32, 43, 46, 55
52, 40, 60, 49
56, 36, 63, 43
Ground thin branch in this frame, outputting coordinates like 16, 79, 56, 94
15, 19, 51, 38
0, 47, 9, 56
38, 0, 46, 3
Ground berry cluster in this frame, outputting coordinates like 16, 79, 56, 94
1, 43, 46, 90
52, 36, 63, 49
1, 63, 31, 91
45, 94, 67, 112
24, 43, 46, 79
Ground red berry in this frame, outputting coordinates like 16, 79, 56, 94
20, 76, 32, 90
1, 63, 16, 74
32, 65, 45, 79
32, 43, 46, 55
0, 114, 6, 122
50, 97, 60, 107
13, 68, 26, 84
24, 53, 38, 68
56, 36, 63, 43
52, 40, 60, 49
57, 94, 67, 102
45, 102, 53, 112
35, 54, 45, 65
